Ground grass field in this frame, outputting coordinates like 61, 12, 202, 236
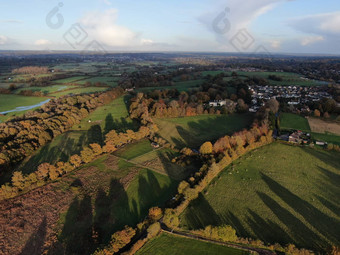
114, 139, 153, 160
202, 71, 321, 86
180, 143, 340, 252
53, 76, 88, 84
73, 95, 136, 132
11, 96, 135, 182
155, 114, 253, 148
77, 76, 119, 87
136, 233, 249, 255
56, 155, 178, 251
14, 85, 70, 94
312, 132, 340, 145
136, 79, 204, 93
50, 86, 108, 97
280, 113, 311, 132
0, 94, 50, 122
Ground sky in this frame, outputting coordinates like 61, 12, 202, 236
0, 0, 339, 54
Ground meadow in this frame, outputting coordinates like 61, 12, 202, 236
136, 233, 249, 255
14, 85, 70, 94
53, 76, 88, 84
202, 71, 321, 86
49, 86, 108, 97
11, 96, 135, 181
77, 76, 119, 87
155, 114, 253, 148
0, 94, 50, 122
136, 79, 204, 93
180, 143, 340, 252
280, 113, 311, 132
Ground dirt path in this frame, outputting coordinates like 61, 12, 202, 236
160, 225, 276, 255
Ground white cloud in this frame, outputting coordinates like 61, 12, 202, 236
34, 39, 52, 46
80, 9, 138, 47
301, 36, 324, 46
270, 40, 281, 49
289, 12, 340, 36
0, 35, 8, 45
141, 39, 154, 45
198, 0, 293, 51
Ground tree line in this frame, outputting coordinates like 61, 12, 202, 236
0, 124, 157, 200
0, 87, 124, 173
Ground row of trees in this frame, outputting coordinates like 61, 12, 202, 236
129, 92, 248, 122
12, 66, 49, 75
0, 87, 124, 173
0, 125, 156, 200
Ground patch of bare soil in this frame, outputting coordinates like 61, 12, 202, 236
0, 157, 139, 255
307, 117, 340, 135
0, 181, 73, 255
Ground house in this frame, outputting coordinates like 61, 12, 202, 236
315, 141, 327, 146
209, 100, 227, 107
289, 132, 302, 143
151, 142, 159, 148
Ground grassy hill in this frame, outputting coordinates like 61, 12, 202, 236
180, 143, 340, 252
136, 233, 249, 255
280, 113, 311, 132
155, 114, 253, 148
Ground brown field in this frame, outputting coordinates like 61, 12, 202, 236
307, 117, 340, 135
0, 155, 139, 255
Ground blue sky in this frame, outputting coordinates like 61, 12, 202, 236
0, 0, 339, 54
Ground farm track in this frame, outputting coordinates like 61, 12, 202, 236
160, 225, 276, 255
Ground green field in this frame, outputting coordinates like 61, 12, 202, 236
280, 113, 311, 132
114, 139, 153, 160
15, 85, 70, 94
77, 76, 119, 87
50, 86, 108, 97
53, 76, 88, 84
312, 132, 340, 146
73, 95, 136, 132
0, 94, 50, 122
180, 143, 340, 252
136, 233, 249, 255
11, 96, 135, 181
136, 79, 204, 93
155, 114, 253, 148
202, 71, 321, 86
56, 154, 178, 253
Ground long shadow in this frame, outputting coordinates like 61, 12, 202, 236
257, 192, 325, 250
305, 147, 340, 172
181, 193, 221, 230
315, 195, 340, 218
20, 217, 47, 255
246, 209, 293, 245
104, 113, 114, 134
59, 195, 94, 255
220, 211, 248, 238
87, 125, 103, 146
261, 173, 340, 245
316, 166, 340, 201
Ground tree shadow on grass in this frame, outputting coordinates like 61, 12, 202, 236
181, 193, 221, 230
246, 209, 293, 246
220, 211, 248, 238
257, 192, 325, 250
87, 125, 103, 146
20, 217, 47, 255
261, 172, 340, 245
59, 195, 93, 255
315, 195, 340, 218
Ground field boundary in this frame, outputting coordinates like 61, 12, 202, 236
160, 227, 273, 255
